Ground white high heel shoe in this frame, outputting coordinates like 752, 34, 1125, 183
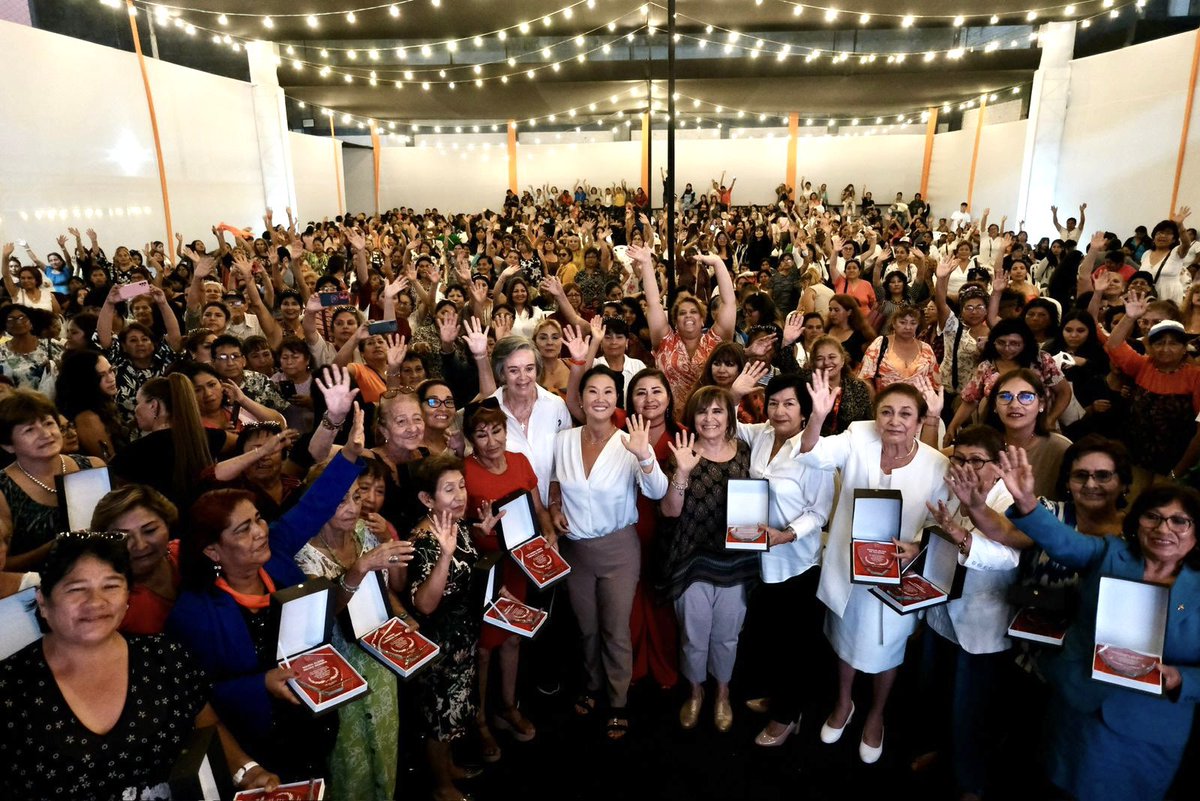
819, 702, 855, 744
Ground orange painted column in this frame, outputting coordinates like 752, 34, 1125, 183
965, 95, 988, 211
329, 115, 344, 216
919, 106, 939, 198
125, 0, 174, 249
1171, 29, 1200, 215
369, 120, 382, 215
507, 120, 518, 193
640, 112, 650, 196
786, 112, 799, 193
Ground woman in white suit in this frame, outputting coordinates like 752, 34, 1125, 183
796, 373, 949, 763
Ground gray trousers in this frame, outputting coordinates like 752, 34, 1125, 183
563, 526, 640, 708
673, 581, 748, 685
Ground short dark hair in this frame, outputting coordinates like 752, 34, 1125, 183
765, 373, 812, 418
1122, 484, 1200, 570
952, 424, 1005, 460
211, 334, 242, 354
579, 365, 625, 408
873, 382, 928, 419
1056, 435, 1132, 500
36, 535, 133, 632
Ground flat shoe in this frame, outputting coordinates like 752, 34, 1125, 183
754, 720, 796, 747
680, 693, 703, 730
819, 702, 855, 744
859, 726, 884, 764
714, 697, 733, 733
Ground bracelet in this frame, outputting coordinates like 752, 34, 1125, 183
567, 357, 588, 367
670, 479, 689, 492
956, 531, 972, 556
338, 574, 360, 594
638, 455, 655, 469
233, 761, 260, 786
320, 412, 345, 431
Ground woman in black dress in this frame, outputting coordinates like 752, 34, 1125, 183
0, 533, 280, 800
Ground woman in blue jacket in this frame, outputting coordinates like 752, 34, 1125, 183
167, 408, 367, 783
996, 445, 1200, 801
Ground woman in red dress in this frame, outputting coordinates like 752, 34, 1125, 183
463, 399, 556, 762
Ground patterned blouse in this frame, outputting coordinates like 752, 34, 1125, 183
857, 335, 941, 391
959, 350, 1065, 406
107, 338, 178, 431
653, 328, 723, 419
0, 338, 64, 391
0, 636, 209, 801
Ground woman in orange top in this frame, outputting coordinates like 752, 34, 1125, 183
340, 327, 409, 405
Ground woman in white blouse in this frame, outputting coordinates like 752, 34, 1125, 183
549, 366, 668, 741
796, 374, 950, 764
734, 373, 836, 748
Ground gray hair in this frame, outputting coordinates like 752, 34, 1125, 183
491, 335, 544, 384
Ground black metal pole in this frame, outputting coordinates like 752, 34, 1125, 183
666, 0, 676, 266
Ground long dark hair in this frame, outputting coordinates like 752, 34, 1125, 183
54, 350, 123, 433
1050, 309, 1109, 371
979, 319, 1040, 366
626, 367, 681, 435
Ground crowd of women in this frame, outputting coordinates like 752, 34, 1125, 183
0, 184, 1198, 801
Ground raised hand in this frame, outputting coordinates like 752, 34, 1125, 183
436, 309, 460, 347
430, 509, 459, 556
935, 254, 956, 281
385, 334, 409, 370
806, 367, 840, 420
460, 316, 489, 359
341, 224, 367, 252
381, 274, 409, 300
622, 413, 654, 462
1173, 206, 1192, 226
942, 461, 989, 509
992, 268, 1009, 292
539, 275, 565, 301
1123, 290, 1150, 319
55, 234, 68, 250
255, 428, 301, 458
746, 333, 779, 359
626, 243, 655, 272
667, 431, 700, 474
475, 500, 506, 536
912, 374, 943, 420
356, 539, 415, 572
315, 365, 360, 423
731, 359, 769, 398
562, 324, 591, 362
491, 313, 512, 341
997, 445, 1037, 515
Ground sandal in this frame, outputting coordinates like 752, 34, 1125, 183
605, 712, 630, 741
493, 706, 537, 742
475, 722, 502, 764
573, 692, 598, 718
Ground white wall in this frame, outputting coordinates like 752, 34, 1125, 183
1056, 30, 1200, 237
0, 20, 267, 256
289, 131, 346, 222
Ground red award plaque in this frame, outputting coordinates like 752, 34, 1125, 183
285, 644, 368, 714
232, 777, 325, 800
512, 537, 571, 589
852, 540, 900, 584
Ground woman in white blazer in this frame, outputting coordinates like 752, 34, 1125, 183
796, 373, 949, 763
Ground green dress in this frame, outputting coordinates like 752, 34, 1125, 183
295, 522, 399, 801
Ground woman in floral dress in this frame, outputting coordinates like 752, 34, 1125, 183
408, 453, 487, 801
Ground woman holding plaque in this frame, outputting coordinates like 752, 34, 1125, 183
549, 366, 669, 741
166, 408, 370, 784
734, 373, 836, 747
797, 376, 950, 763
463, 399, 553, 760
660, 386, 759, 732
995, 447, 1200, 801
408, 453, 488, 801
294, 456, 415, 801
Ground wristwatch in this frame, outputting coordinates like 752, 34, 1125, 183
233, 761, 259, 786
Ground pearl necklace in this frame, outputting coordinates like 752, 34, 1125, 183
16, 455, 67, 494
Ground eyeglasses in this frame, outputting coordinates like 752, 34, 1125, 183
424, 397, 456, 409
949, 455, 994, 469
214, 354, 243, 361
5, 314, 29, 324
996, 390, 1038, 406
1139, 511, 1194, 534
1068, 469, 1118, 484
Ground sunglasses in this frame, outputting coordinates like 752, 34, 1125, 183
56, 529, 128, 543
